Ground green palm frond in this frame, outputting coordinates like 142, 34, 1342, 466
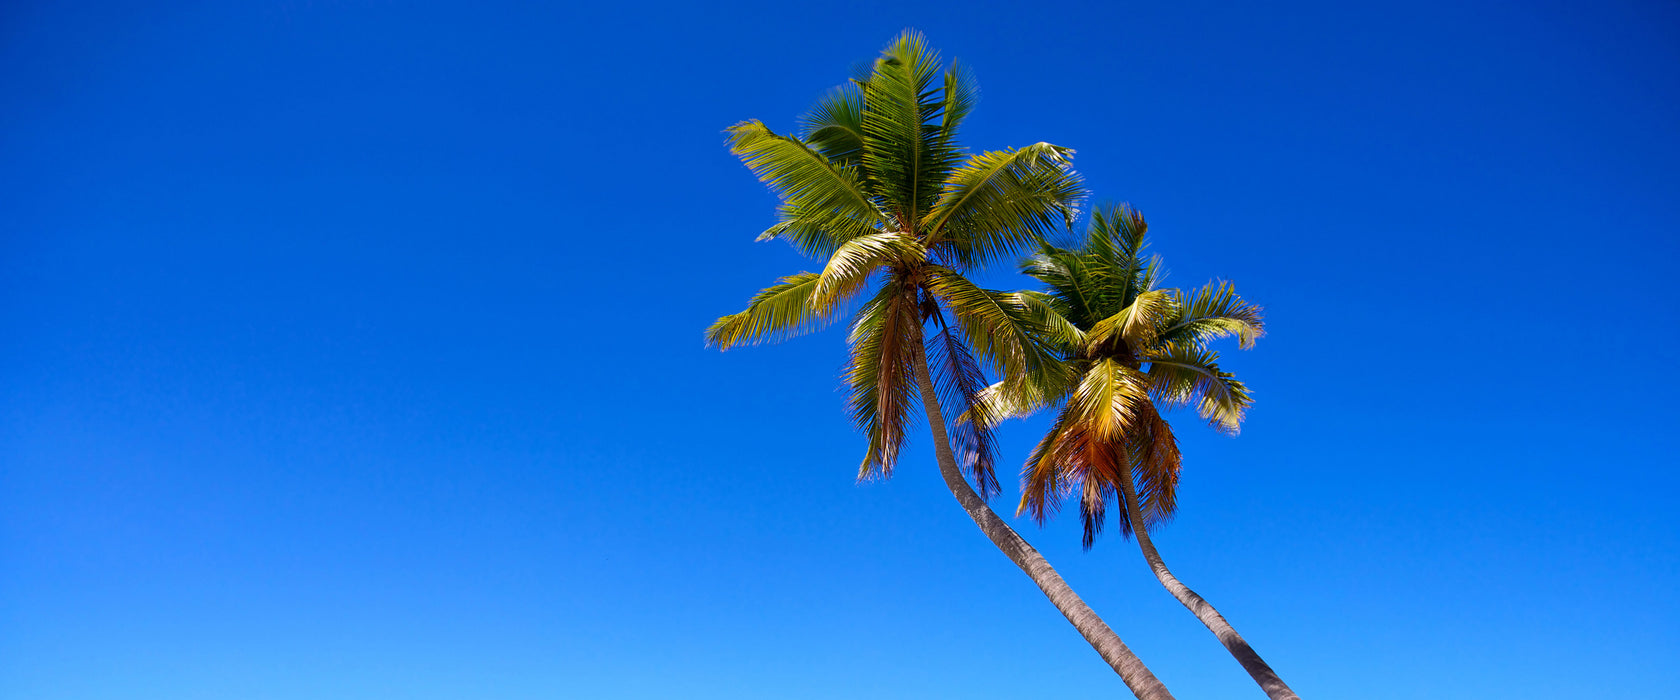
936, 62, 979, 147
1085, 288, 1175, 352
799, 84, 867, 169
1021, 246, 1096, 325
1142, 341, 1252, 435
727, 120, 880, 225
923, 144, 1083, 268
707, 272, 839, 349
858, 31, 949, 220
757, 199, 884, 259
1157, 280, 1265, 349
923, 266, 1064, 389
1017, 290, 1085, 353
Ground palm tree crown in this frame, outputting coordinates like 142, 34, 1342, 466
980, 205, 1264, 545
706, 31, 1082, 498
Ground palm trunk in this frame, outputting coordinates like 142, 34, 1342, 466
1114, 456, 1299, 700
908, 340, 1174, 700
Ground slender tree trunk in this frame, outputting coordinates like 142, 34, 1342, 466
908, 340, 1174, 700
1114, 456, 1299, 700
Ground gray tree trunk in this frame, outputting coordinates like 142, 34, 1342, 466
908, 339, 1175, 700
1115, 455, 1299, 700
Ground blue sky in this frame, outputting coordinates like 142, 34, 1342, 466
3, 1, 1677, 698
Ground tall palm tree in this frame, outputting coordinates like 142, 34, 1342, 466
977, 204, 1297, 699
706, 32, 1175, 699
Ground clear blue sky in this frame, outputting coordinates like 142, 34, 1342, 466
4, 2, 1677, 698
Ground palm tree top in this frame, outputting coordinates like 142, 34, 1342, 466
981, 204, 1264, 546
706, 30, 1086, 499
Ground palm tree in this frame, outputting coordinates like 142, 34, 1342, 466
980, 204, 1298, 699
706, 32, 1175, 699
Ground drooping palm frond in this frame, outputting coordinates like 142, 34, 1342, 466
812, 231, 924, 307
1142, 341, 1252, 435
727, 120, 879, 224
707, 273, 839, 349
1019, 402, 1081, 524
922, 266, 1064, 390
926, 319, 999, 497
1124, 401, 1182, 532
847, 280, 921, 480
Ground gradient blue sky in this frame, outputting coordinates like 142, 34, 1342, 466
4, 2, 1678, 698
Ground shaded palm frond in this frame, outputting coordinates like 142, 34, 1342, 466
926, 319, 999, 498
1016, 290, 1085, 353
923, 266, 1064, 388
1125, 401, 1182, 532
1018, 403, 1081, 524
847, 280, 921, 480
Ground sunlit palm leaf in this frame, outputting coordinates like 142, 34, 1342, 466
923, 144, 1083, 268
813, 231, 924, 307
727, 120, 879, 224
706, 272, 841, 349
1157, 280, 1265, 349
1065, 358, 1149, 442
859, 31, 946, 220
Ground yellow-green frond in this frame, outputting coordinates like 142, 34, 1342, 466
707, 273, 841, 350
726, 120, 880, 224
922, 143, 1084, 267
1065, 358, 1150, 442
1085, 288, 1175, 353
1141, 342, 1252, 434
1158, 280, 1265, 349
813, 231, 924, 308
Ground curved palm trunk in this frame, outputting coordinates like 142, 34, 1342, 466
908, 341, 1174, 700
1114, 457, 1299, 700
